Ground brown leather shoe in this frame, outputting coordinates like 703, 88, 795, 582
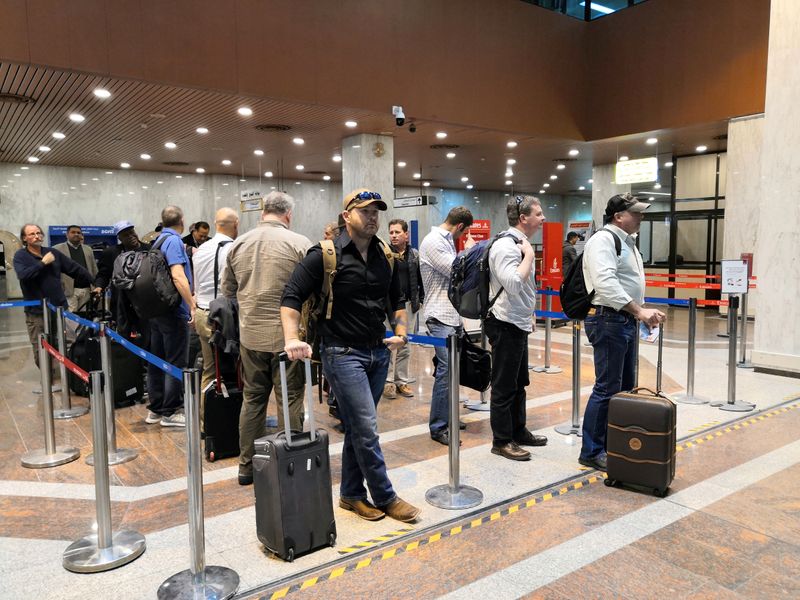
514, 430, 548, 447
491, 442, 531, 461
339, 498, 385, 521
383, 383, 397, 399
381, 497, 420, 523
396, 384, 414, 397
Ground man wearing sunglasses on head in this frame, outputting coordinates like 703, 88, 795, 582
281, 189, 420, 524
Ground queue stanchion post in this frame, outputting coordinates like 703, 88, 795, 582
21, 334, 81, 468
555, 320, 582, 436
426, 333, 483, 510
465, 323, 491, 412
33, 298, 61, 395
532, 289, 562, 374
86, 323, 138, 466
674, 298, 710, 404
158, 367, 239, 599
737, 292, 754, 369
711, 295, 755, 412
717, 301, 732, 339
64, 370, 146, 572
53, 305, 89, 419
633, 322, 640, 388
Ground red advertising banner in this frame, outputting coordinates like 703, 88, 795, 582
456, 219, 491, 252
540, 222, 564, 313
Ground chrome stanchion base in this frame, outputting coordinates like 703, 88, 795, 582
53, 405, 90, 420
157, 566, 240, 600
21, 446, 80, 468
425, 484, 483, 510
33, 384, 62, 395
464, 400, 490, 412
714, 401, 756, 412
63, 530, 146, 573
736, 360, 755, 370
673, 393, 710, 405
554, 421, 582, 436
531, 365, 563, 374
86, 447, 138, 466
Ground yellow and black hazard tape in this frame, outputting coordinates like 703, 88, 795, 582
262, 397, 800, 600
337, 528, 414, 555
687, 420, 720, 433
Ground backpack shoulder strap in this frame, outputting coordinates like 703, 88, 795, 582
213, 240, 233, 299
151, 234, 168, 251
601, 228, 623, 256
320, 240, 338, 319
376, 236, 396, 271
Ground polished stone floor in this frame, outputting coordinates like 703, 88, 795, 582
0, 306, 798, 599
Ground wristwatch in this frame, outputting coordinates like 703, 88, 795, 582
400, 335, 409, 345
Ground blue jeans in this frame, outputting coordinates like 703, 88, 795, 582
320, 341, 395, 507
426, 319, 461, 435
146, 314, 189, 416
580, 310, 637, 460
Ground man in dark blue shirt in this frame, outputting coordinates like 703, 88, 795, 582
13, 223, 93, 369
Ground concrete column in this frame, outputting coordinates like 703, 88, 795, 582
751, 0, 800, 375
341, 134, 394, 209
590, 164, 631, 229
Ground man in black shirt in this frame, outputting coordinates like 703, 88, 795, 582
281, 189, 420, 524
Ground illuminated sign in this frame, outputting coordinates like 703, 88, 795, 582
615, 157, 658, 184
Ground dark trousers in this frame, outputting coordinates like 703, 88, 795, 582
485, 316, 530, 445
146, 315, 189, 416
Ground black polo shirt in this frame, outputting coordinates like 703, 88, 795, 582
281, 231, 405, 346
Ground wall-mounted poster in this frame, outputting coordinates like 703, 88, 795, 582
240, 190, 264, 212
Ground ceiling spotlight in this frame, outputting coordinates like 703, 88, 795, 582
506, 141, 518, 148
461, 176, 469, 182
466, 184, 474, 190
507, 159, 516, 166
550, 175, 558, 180
52, 132, 65, 140
578, 186, 586, 190
556, 163, 566, 170
505, 170, 513, 178
221, 159, 232, 166
619, 155, 629, 161
332, 154, 342, 163
654, 182, 662, 189
164, 141, 177, 149
543, 183, 550, 188
446, 152, 456, 159
296, 164, 304, 171
696, 145, 707, 152
264, 171, 274, 177
539, 189, 546, 194
323, 175, 331, 181
196, 167, 205, 173
93, 88, 111, 99
38, 145, 51, 152
196, 127, 209, 134
254, 149, 264, 156
120, 162, 130, 168
27, 156, 39, 163
140, 153, 151, 160
646, 137, 658, 145
568, 149, 579, 157
397, 161, 407, 168
237, 107, 253, 116
664, 161, 674, 167
505, 180, 513, 185
423, 181, 431, 187
435, 132, 447, 139
345, 120, 358, 128
413, 173, 421, 179
69, 113, 85, 123
292, 137, 305, 145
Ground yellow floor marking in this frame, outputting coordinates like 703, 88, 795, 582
382, 548, 397, 559
356, 559, 371, 570
490, 512, 501, 521
300, 578, 318, 590
429, 533, 442, 543
526, 499, 536, 507
574, 482, 583, 490
508, 505, 519, 514
450, 526, 462, 535
406, 541, 420, 552
329, 567, 346, 579
676, 446, 684, 452
696, 438, 705, 444
542, 492, 553, 501
471, 518, 483, 528
271, 588, 289, 599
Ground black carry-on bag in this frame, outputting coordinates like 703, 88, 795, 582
604, 326, 677, 497
253, 354, 336, 562
204, 345, 243, 462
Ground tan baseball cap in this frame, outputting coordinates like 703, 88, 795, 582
343, 188, 388, 211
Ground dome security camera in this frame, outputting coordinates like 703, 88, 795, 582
409, 123, 416, 133
392, 105, 406, 127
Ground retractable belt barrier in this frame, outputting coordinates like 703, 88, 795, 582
384, 330, 448, 348
105, 326, 183, 381
42, 338, 89, 383
0, 300, 40, 309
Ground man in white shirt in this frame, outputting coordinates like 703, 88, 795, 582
579, 194, 665, 471
193, 207, 239, 392
486, 195, 548, 461
419, 206, 474, 445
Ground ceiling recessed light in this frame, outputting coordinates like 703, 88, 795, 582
292, 137, 305, 145
506, 159, 516, 165
423, 181, 431, 187
52, 132, 66, 140
646, 137, 658, 145
38, 145, 51, 152
539, 189, 546, 194
196, 127, 209, 134
332, 154, 342, 162
505, 170, 513, 178
506, 141, 518, 148
550, 174, 558, 180
295, 164, 304, 171
27, 156, 39, 163
588, 179, 593, 183
619, 155, 629, 161
175, 175, 183, 179
254, 149, 264, 156
93, 88, 111, 99
664, 161, 674, 167
505, 180, 513, 185
413, 173, 421, 179
345, 120, 357, 128
397, 161, 406, 168
543, 183, 550, 188
578, 186, 585, 190
140, 153, 151, 160
164, 141, 177, 149
461, 176, 469, 182
323, 175, 331, 181
435, 132, 448, 140
654, 183, 662, 189
696, 145, 707, 152
446, 152, 456, 159
556, 163, 566, 170
69, 113, 85, 123
238, 107, 253, 116
264, 171, 273, 177
120, 162, 130, 168
568, 149, 579, 157
196, 167, 205, 173
648, 197, 655, 201
20, 166, 29, 170
466, 184, 474, 190
221, 159, 232, 166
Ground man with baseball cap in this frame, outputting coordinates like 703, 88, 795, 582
281, 188, 420, 524
578, 193, 666, 471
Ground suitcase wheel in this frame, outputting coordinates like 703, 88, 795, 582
329, 532, 336, 548
604, 478, 617, 488
285, 548, 295, 563
654, 488, 668, 498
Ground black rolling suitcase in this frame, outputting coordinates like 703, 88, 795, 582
204, 346, 243, 462
253, 354, 336, 562
604, 326, 676, 497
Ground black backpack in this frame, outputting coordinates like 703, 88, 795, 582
559, 229, 622, 320
448, 232, 515, 320
114, 234, 181, 320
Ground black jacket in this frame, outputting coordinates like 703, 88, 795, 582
13, 246, 93, 315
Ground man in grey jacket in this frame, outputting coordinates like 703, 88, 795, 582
53, 225, 100, 313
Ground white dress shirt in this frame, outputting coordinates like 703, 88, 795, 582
419, 226, 460, 327
582, 224, 645, 311
193, 233, 234, 309
488, 227, 537, 332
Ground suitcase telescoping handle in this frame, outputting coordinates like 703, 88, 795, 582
278, 352, 316, 447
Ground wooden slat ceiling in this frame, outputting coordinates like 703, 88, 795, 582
0, 63, 728, 195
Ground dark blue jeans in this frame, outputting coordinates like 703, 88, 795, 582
320, 341, 395, 507
426, 319, 461, 435
146, 314, 189, 416
580, 310, 637, 460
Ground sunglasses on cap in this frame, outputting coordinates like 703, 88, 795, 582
346, 191, 382, 209
514, 195, 526, 218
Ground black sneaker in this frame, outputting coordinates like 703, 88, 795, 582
238, 473, 253, 486
578, 454, 607, 472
